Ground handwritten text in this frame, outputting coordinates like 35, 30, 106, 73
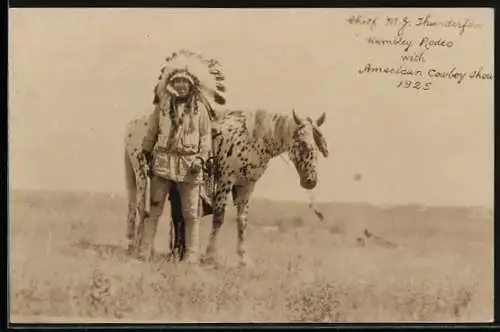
346, 12, 492, 91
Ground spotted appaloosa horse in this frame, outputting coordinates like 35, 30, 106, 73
201, 108, 329, 267
124, 108, 329, 266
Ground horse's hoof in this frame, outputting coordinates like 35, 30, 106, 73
127, 243, 136, 255
238, 257, 253, 269
182, 258, 203, 273
200, 254, 218, 267
136, 253, 154, 263
135, 247, 155, 262
135, 253, 147, 262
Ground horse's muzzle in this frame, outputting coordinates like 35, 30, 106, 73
300, 177, 318, 190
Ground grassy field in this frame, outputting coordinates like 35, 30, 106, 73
9, 189, 493, 323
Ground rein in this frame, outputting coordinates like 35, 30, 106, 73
206, 130, 224, 205
306, 190, 325, 221
280, 154, 324, 222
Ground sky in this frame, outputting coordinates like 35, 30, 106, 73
8, 8, 494, 207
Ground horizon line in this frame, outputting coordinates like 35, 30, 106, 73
8, 187, 493, 211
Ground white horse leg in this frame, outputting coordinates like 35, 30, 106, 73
133, 171, 151, 255
124, 149, 138, 253
204, 184, 232, 264
235, 183, 255, 267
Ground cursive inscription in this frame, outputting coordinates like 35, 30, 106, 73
358, 64, 423, 77
347, 12, 493, 91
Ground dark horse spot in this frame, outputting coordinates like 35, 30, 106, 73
226, 144, 234, 157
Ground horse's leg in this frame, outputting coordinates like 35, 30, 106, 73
125, 175, 137, 244
234, 183, 256, 268
204, 181, 232, 265
126, 203, 136, 242
124, 151, 136, 242
133, 173, 148, 255
168, 191, 176, 260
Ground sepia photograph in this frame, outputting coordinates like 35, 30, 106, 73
8, 8, 493, 324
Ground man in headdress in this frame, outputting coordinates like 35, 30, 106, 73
139, 50, 225, 264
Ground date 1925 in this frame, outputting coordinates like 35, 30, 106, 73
397, 80, 432, 90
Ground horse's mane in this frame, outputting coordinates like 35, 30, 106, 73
250, 109, 296, 144
211, 109, 297, 152
213, 109, 294, 145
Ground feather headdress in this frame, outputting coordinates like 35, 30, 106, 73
153, 49, 226, 111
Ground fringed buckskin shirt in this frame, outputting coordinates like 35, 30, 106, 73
142, 101, 212, 185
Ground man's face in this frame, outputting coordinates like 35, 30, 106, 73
171, 77, 192, 98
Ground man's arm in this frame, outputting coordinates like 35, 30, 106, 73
198, 106, 213, 164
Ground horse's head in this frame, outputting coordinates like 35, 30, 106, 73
287, 109, 329, 190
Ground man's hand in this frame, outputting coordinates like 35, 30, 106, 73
142, 150, 154, 177
190, 158, 203, 174
143, 150, 153, 164
205, 157, 214, 176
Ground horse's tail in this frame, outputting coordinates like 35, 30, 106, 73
124, 147, 137, 241
124, 147, 136, 196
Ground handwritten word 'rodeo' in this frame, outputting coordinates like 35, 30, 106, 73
365, 36, 454, 52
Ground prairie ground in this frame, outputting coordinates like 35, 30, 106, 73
9, 190, 493, 323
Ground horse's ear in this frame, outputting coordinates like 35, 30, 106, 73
316, 112, 326, 127
292, 109, 302, 125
